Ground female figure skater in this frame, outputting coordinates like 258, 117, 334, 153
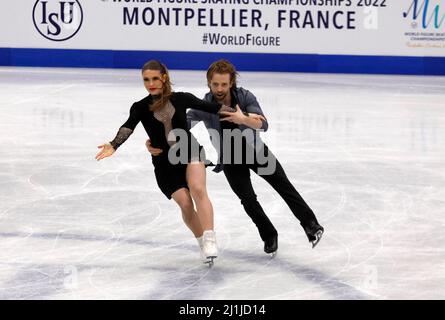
95, 60, 233, 266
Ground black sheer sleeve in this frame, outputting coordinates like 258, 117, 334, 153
109, 103, 141, 150
110, 127, 133, 150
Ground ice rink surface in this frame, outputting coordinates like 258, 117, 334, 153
0, 67, 444, 300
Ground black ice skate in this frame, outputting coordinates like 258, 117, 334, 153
264, 235, 278, 257
302, 221, 324, 249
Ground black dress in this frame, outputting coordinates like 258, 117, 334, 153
110, 92, 222, 199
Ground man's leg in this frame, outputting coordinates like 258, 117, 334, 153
223, 164, 278, 243
252, 145, 324, 246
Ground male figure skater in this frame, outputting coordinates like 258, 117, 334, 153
147, 59, 324, 256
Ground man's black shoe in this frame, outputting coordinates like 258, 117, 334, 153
264, 235, 278, 255
302, 221, 324, 248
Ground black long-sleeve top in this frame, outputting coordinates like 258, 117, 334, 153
110, 92, 223, 166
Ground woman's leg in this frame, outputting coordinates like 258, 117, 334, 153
186, 162, 218, 262
171, 187, 203, 238
186, 162, 214, 231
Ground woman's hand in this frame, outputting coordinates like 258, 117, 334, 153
145, 139, 163, 156
218, 104, 236, 114
95, 142, 115, 161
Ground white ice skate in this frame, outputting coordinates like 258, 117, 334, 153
197, 240, 211, 264
196, 236, 206, 262
201, 230, 218, 267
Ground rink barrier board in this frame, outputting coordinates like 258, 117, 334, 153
0, 48, 444, 75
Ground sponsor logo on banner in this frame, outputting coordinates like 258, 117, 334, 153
32, 0, 83, 41
403, 0, 445, 48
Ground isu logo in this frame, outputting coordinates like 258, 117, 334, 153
32, 0, 83, 41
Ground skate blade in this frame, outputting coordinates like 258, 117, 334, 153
269, 251, 277, 258
203, 256, 217, 267
311, 230, 324, 249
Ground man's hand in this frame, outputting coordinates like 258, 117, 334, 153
248, 113, 267, 122
145, 139, 163, 156
219, 105, 267, 129
219, 105, 247, 125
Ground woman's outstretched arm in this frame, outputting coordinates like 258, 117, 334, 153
96, 103, 141, 161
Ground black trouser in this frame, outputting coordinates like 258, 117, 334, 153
223, 144, 318, 242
